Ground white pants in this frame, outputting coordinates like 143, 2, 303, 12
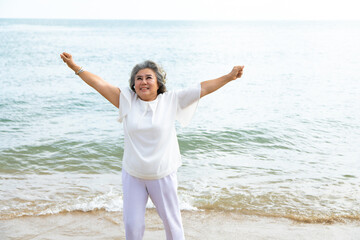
122, 170, 185, 240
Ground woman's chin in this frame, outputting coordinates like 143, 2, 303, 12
138, 93, 157, 101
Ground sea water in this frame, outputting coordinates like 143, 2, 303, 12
0, 19, 360, 223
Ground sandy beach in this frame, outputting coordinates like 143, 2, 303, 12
1, 210, 359, 240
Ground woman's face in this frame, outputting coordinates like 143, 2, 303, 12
134, 68, 159, 101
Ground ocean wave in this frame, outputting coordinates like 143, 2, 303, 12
1, 185, 359, 224
178, 126, 296, 158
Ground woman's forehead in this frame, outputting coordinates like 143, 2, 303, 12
136, 68, 155, 76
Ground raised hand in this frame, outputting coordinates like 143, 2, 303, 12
227, 66, 244, 81
60, 52, 80, 72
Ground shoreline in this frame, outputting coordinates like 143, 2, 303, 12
1, 210, 360, 240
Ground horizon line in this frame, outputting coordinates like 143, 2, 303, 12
1, 17, 359, 22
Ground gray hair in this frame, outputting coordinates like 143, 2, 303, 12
129, 60, 167, 95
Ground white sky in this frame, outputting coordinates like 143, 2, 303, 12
0, 0, 359, 20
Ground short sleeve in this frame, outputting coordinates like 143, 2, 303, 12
118, 86, 134, 123
176, 83, 201, 127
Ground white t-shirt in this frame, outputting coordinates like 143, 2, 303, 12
118, 83, 201, 180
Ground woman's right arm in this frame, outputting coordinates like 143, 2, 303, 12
60, 52, 120, 108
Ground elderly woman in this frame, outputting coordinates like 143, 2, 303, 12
60, 52, 244, 240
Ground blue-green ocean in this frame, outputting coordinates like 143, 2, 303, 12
0, 19, 359, 223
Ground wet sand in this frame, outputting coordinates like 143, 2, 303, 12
1, 210, 360, 240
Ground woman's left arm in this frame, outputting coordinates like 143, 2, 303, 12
200, 66, 244, 98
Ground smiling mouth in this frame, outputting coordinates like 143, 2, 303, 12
140, 87, 150, 90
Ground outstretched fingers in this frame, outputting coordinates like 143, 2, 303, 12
60, 52, 78, 71
60, 52, 71, 62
